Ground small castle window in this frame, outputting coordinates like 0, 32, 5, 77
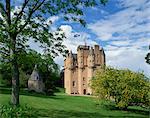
83, 77, 85, 81
73, 81, 76, 87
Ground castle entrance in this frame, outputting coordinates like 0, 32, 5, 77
83, 89, 86, 95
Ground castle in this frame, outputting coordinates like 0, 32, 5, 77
64, 45, 105, 95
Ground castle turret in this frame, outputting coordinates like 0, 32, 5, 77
77, 47, 83, 94
67, 50, 73, 69
87, 47, 95, 67
87, 47, 95, 94
100, 48, 105, 66
64, 51, 73, 94
94, 45, 100, 65
77, 47, 84, 68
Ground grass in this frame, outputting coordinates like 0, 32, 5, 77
0, 86, 150, 118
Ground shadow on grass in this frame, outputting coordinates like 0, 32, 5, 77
0, 87, 149, 117
126, 107, 150, 116
34, 108, 147, 118
102, 103, 150, 116
0, 87, 62, 99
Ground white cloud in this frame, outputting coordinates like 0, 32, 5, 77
88, 0, 150, 41
60, 25, 97, 53
0, 13, 3, 20
87, 0, 150, 76
46, 16, 59, 25
118, 0, 148, 8
105, 46, 150, 76
54, 25, 98, 67
54, 55, 64, 68
109, 40, 132, 46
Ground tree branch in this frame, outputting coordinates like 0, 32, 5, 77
0, 2, 7, 17
17, 0, 46, 34
6, 0, 11, 26
14, 0, 30, 26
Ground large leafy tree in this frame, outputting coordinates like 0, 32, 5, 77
0, 0, 108, 105
91, 66, 150, 109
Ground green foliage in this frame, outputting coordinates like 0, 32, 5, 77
0, 0, 108, 60
0, 0, 108, 106
0, 49, 61, 90
0, 105, 37, 118
19, 70, 29, 88
0, 63, 12, 86
145, 47, 150, 64
22, 50, 61, 94
91, 66, 150, 109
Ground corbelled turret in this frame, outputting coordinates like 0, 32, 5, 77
69, 50, 73, 57
77, 47, 84, 68
88, 47, 95, 68
89, 47, 94, 55
100, 48, 105, 65
67, 50, 73, 69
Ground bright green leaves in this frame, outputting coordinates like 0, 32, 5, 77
0, 0, 109, 62
91, 66, 150, 109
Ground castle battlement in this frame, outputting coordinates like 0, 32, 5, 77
64, 45, 105, 95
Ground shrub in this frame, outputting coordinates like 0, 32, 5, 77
19, 70, 30, 88
0, 105, 37, 118
91, 66, 150, 109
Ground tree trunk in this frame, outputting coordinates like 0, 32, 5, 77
11, 37, 20, 106
6, 0, 20, 106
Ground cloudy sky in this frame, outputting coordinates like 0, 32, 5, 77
52, 0, 150, 76
8, 0, 149, 76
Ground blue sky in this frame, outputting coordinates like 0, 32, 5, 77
1, 0, 149, 76
52, 0, 150, 76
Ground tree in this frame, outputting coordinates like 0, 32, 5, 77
0, 49, 60, 90
0, 62, 12, 86
91, 66, 150, 109
0, 0, 108, 105
145, 45, 150, 64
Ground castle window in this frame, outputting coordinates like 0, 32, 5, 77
73, 81, 76, 87
83, 77, 85, 81
82, 69, 84, 72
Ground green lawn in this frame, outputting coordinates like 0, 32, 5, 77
0, 87, 149, 118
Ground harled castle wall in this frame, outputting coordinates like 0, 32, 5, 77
64, 45, 105, 95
